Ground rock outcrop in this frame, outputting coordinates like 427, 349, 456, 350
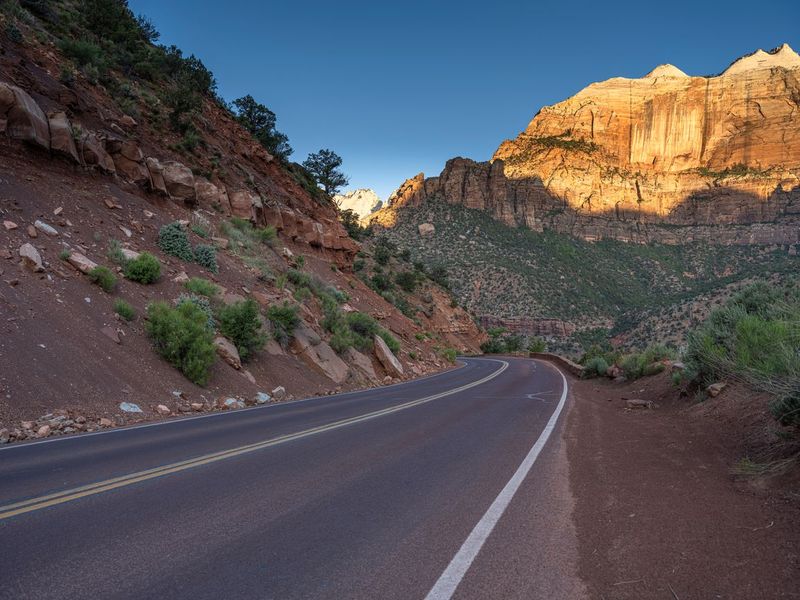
333, 188, 382, 219
376, 45, 800, 245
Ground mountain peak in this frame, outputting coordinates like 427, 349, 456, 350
333, 188, 383, 219
722, 43, 800, 75
643, 64, 688, 79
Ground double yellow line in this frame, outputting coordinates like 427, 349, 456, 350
0, 360, 508, 521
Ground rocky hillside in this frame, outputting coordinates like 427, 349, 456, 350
376, 45, 800, 246
333, 188, 382, 219
0, 1, 482, 442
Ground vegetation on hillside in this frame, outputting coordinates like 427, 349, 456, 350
376, 198, 798, 356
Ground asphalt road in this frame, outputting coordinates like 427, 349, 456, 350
0, 357, 576, 600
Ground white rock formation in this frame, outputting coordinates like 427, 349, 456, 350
333, 188, 382, 219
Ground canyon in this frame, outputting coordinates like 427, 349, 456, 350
375, 44, 800, 246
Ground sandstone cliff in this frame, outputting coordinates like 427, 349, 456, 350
376, 44, 800, 245
333, 188, 382, 219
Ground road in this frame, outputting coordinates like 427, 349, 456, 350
0, 357, 579, 600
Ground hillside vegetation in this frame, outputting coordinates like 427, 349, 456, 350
375, 198, 798, 355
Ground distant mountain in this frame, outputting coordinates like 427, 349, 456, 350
376, 44, 800, 246
334, 188, 382, 219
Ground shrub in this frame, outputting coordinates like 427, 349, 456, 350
329, 325, 355, 353
123, 252, 161, 284
59, 249, 71, 260
395, 270, 419, 293
374, 244, 391, 265
440, 348, 457, 363
184, 277, 219, 298
176, 293, 215, 331
266, 302, 300, 346
107, 239, 127, 265
353, 258, 365, 272
287, 268, 311, 287
114, 299, 135, 321
428, 265, 450, 289
193, 244, 218, 273
145, 301, 216, 385
88, 266, 117, 293
370, 272, 392, 292
216, 298, 264, 361
158, 222, 194, 261
583, 357, 609, 378
528, 337, 547, 353
255, 225, 277, 245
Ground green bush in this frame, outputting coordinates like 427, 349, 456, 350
255, 226, 277, 245
145, 301, 216, 385
176, 293, 215, 331
184, 277, 219, 298
216, 298, 265, 361
583, 357, 609, 378
374, 244, 391, 265
123, 252, 161, 284
88, 266, 117, 292
329, 325, 355, 353
440, 348, 457, 363
114, 299, 136, 321
620, 344, 674, 379
193, 244, 218, 273
266, 302, 300, 346
287, 268, 312, 288
395, 270, 420, 293
528, 337, 547, 353
158, 222, 194, 261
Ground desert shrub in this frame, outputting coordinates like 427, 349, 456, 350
123, 252, 161, 284
353, 258, 365, 272
583, 357, 609, 379
216, 298, 264, 361
428, 265, 450, 289
184, 277, 219, 298
114, 299, 135, 321
769, 394, 800, 427
193, 244, 218, 273
266, 302, 300, 346
88, 265, 117, 292
528, 336, 547, 353
145, 301, 216, 385
440, 347, 457, 363
158, 222, 194, 261
175, 293, 215, 331
395, 270, 420, 293
370, 272, 392, 292
107, 239, 127, 264
374, 244, 391, 265
619, 344, 674, 379
287, 268, 311, 288
255, 225, 277, 245
59, 249, 71, 260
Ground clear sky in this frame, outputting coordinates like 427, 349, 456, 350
129, 0, 799, 200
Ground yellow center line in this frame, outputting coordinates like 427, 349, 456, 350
0, 360, 509, 521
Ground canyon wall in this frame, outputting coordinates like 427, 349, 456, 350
375, 45, 800, 245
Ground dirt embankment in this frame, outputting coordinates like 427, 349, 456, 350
566, 371, 800, 598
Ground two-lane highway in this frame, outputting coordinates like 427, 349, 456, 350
0, 357, 577, 599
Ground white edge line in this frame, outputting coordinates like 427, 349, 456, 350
0, 358, 476, 453
424, 360, 569, 600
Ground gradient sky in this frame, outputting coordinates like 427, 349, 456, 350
129, 0, 799, 200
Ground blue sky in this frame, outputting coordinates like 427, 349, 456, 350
130, 0, 799, 200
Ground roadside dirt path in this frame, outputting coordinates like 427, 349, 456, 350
567, 372, 800, 599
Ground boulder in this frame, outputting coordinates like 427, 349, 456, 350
374, 334, 404, 377
47, 112, 79, 162
34, 220, 58, 236
0, 82, 49, 149
78, 132, 116, 174
99, 417, 114, 427
214, 336, 242, 370
707, 382, 727, 397
195, 179, 227, 207
119, 402, 143, 413
18, 243, 43, 272
228, 190, 259, 219
101, 326, 121, 344
221, 397, 245, 410
162, 161, 196, 202
344, 347, 379, 383
626, 398, 654, 409
255, 392, 271, 404
155, 404, 171, 416
36, 425, 51, 438
418, 223, 435, 237
66, 251, 97, 274
271, 386, 286, 400
111, 140, 148, 184
3, 220, 17, 230
120, 248, 140, 261
145, 157, 169, 196
291, 325, 350, 384
190, 402, 204, 411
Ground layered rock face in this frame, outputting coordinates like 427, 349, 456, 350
333, 188, 382, 219
376, 44, 800, 245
